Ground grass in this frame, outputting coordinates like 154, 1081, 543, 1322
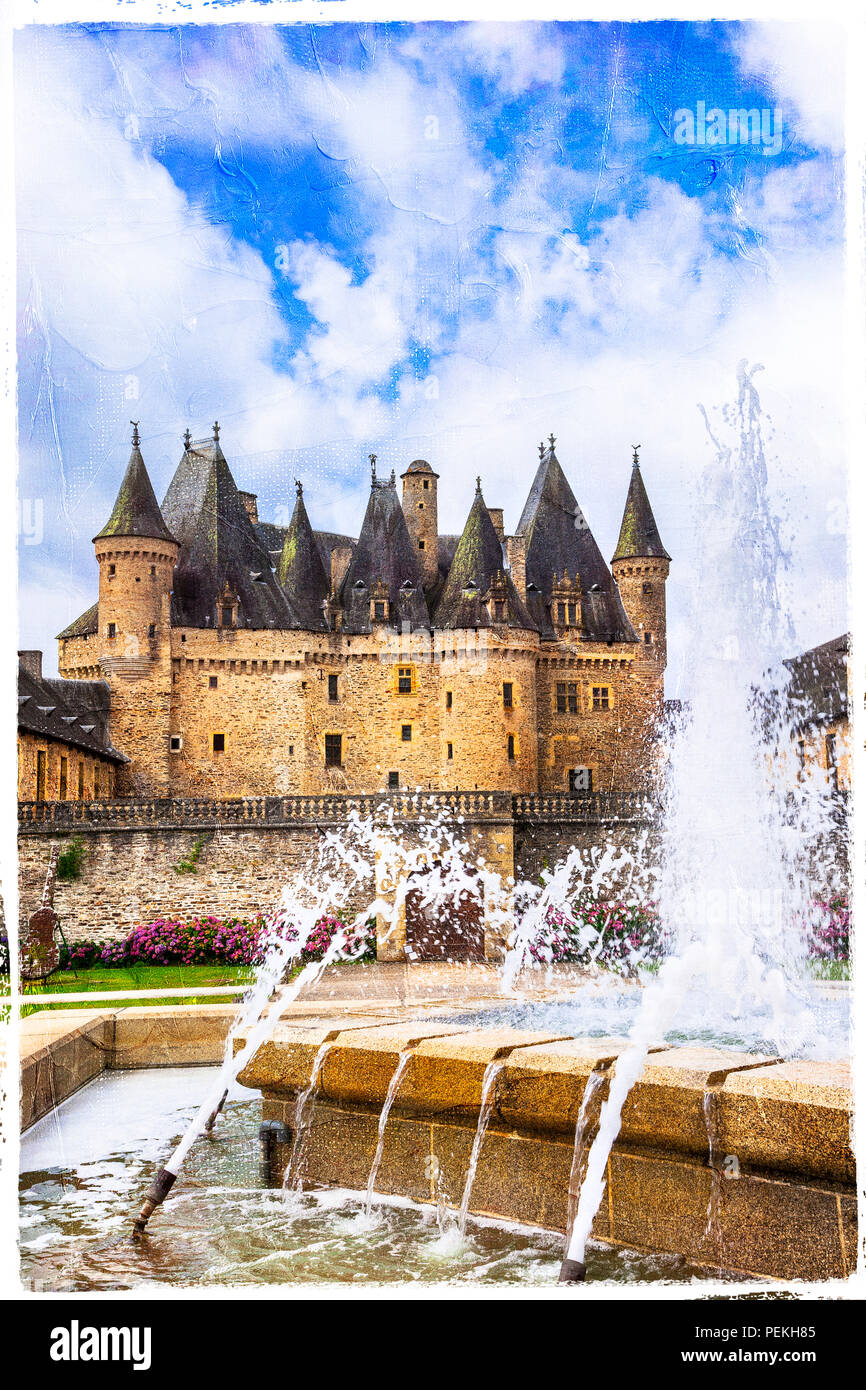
20, 963, 254, 1014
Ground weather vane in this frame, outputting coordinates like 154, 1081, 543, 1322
549, 432, 556, 450
632, 444, 641, 468
130, 421, 140, 447
295, 479, 303, 497
183, 428, 191, 450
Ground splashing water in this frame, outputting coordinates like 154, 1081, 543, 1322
458, 1058, 505, 1235
364, 1050, 415, 1216
565, 1068, 608, 1244
564, 363, 845, 1269
282, 1039, 338, 1195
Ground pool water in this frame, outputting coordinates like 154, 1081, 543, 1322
20, 1067, 749, 1290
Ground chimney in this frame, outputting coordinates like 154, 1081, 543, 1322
19, 649, 43, 680
238, 491, 259, 525
330, 545, 353, 597
504, 535, 527, 601
487, 508, 504, 540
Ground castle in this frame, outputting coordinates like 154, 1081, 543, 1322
43, 424, 671, 801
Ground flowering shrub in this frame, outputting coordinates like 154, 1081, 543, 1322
809, 894, 850, 963
524, 899, 666, 976
59, 913, 376, 971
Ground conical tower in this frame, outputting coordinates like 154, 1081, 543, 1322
277, 481, 330, 631
338, 457, 429, 633
611, 446, 671, 668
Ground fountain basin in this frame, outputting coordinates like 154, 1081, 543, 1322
237, 1017, 855, 1282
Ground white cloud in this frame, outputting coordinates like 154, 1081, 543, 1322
733, 22, 846, 154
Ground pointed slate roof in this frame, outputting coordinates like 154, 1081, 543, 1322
276, 485, 330, 630
93, 432, 176, 544
517, 441, 636, 643
434, 485, 536, 632
339, 474, 429, 633
161, 434, 299, 629
612, 457, 671, 562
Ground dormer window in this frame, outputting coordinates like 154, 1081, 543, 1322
218, 583, 239, 629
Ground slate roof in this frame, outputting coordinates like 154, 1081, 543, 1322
18, 660, 127, 763
57, 602, 98, 641
612, 458, 671, 562
94, 440, 177, 545
161, 438, 300, 630
338, 477, 430, 633
516, 443, 637, 643
784, 634, 849, 731
276, 487, 330, 631
433, 486, 536, 632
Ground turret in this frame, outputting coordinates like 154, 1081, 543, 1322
400, 459, 439, 591
92, 423, 179, 792
611, 447, 671, 669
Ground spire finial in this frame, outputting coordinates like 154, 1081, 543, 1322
369, 452, 377, 483
548, 432, 556, 450
183, 428, 191, 450
130, 421, 140, 448
390, 468, 396, 487
475, 475, 482, 495
295, 478, 303, 498
213, 420, 220, 442
631, 443, 641, 469
538, 441, 545, 459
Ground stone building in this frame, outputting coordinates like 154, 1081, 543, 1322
52, 426, 671, 801
784, 634, 850, 793
17, 649, 126, 802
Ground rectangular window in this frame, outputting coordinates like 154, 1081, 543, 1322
507, 734, 516, 761
328, 673, 338, 702
494, 600, 505, 620
221, 607, 233, 627
397, 666, 413, 694
107, 622, 116, 639
569, 767, 593, 794
503, 682, 513, 709
325, 734, 342, 767
642, 582, 653, 595
796, 739, 806, 771
388, 770, 399, 789
644, 632, 652, 644
108, 564, 116, 576
93, 764, 101, 799
148, 623, 156, 638
150, 565, 156, 576
556, 682, 578, 714
170, 735, 183, 753
401, 724, 412, 742
568, 603, 577, 625
592, 686, 610, 711
447, 742, 453, 760
374, 601, 386, 620
418, 540, 425, 551
557, 602, 566, 624
423, 479, 429, 490
446, 690, 452, 710
212, 733, 225, 753
59, 757, 68, 800
209, 675, 218, 689
77, 762, 85, 800
36, 750, 46, 801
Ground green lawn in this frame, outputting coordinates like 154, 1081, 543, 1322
20, 963, 254, 1012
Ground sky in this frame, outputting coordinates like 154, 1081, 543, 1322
15, 18, 847, 685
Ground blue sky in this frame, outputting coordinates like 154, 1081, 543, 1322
16, 19, 846, 678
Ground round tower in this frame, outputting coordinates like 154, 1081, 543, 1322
611, 448, 671, 670
93, 424, 179, 792
400, 459, 439, 591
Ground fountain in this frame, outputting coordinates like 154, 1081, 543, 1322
21, 368, 851, 1288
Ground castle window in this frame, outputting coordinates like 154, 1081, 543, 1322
507, 734, 516, 761
569, 767, 593, 794
592, 686, 610, 711
401, 724, 412, 742
446, 690, 453, 710
149, 623, 156, 638
388, 771, 399, 789
556, 682, 578, 714
288, 745, 294, 756
418, 540, 425, 550
423, 479, 429, 490
209, 675, 218, 689
494, 600, 505, 621
36, 750, 46, 801
418, 502, 424, 510
170, 735, 183, 753
642, 582, 653, 595
78, 762, 85, 800
221, 606, 233, 627
644, 632, 652, 644
109, 564, 116, 577
826, 734, 838, 792
328, 673, 339, 702
557, 602, 566, 625
568, 603, 577, 625
151, 566, 156, 576
325, 734, 342, 768
107, 623, 117, 639
503, 682, 513, 709
93, 764, 101, 799
397, 666, 414, 694
212, 733, 225, 753
447, 742, 453, 760
374, 601, 386, 621
59, 757, 68, 800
